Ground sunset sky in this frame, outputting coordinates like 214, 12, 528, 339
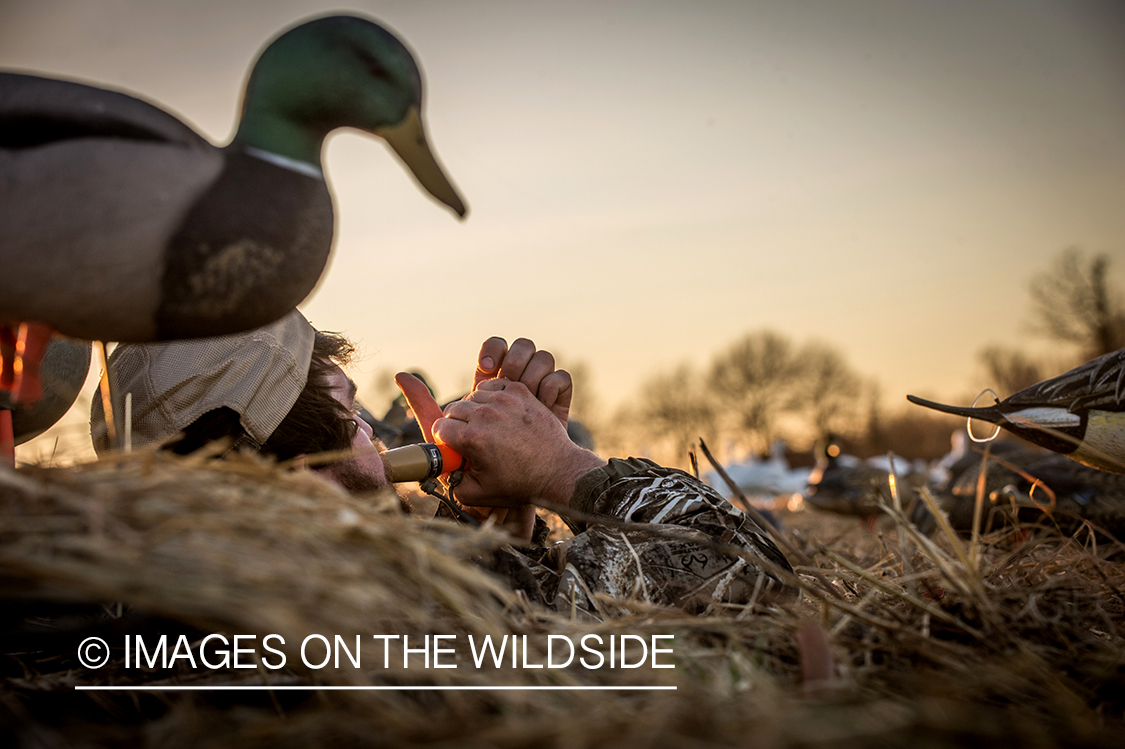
4, 0, 1124, 459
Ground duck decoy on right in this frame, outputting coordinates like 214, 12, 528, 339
1, 14, 467, 404
907, 348, 1125, 474
922, 446, 1125, 540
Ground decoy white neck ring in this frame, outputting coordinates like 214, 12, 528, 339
244, 146, 323, 180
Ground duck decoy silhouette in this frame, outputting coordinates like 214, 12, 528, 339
0, 14, 466, 402
924, 445, 1125, 539
804, 454, 928, 524
907, 348, 1125, 474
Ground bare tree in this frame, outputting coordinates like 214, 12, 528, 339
702, 331, 869, 453
977, 345, 1046, 396
798, 341, 865, 436
708, 331, 798, 452
1030, 249, 1125, 358
632, 363, 718, 462
624, 331, 868, 459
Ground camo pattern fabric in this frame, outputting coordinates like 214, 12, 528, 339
491, 457, 796, 616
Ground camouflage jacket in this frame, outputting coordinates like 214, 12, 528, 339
489, 457, 795, 616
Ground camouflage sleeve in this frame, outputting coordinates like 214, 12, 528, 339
495, 457, 796, 615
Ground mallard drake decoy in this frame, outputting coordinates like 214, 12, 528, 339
1, 15, 466, 399
907, 348, 1125, 474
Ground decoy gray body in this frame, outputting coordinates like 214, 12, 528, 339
804, 458, 929, 522
908, 348, 1125, 474
801, 436, 925, 523
925, 445, 1125, 540
0, 14, 466, 345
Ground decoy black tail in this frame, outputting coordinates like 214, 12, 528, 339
906, 394, 1006, 423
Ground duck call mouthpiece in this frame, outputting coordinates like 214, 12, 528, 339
382, 442, 463, 483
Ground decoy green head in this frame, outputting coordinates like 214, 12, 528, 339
234, 15, 466, 216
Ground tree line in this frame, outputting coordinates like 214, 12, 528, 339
590, 248, 1123, 468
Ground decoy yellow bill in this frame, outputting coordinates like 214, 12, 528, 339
377, 106, 467, 218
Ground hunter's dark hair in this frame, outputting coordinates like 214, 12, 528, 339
168, 330, 358, 460
263, 331, 357, 460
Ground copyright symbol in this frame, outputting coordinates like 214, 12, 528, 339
78, 637, 110, 669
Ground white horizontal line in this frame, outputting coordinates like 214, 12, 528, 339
75, 685, 676, 692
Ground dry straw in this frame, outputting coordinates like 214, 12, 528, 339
2, 446, 1124, 747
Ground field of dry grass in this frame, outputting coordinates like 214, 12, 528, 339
2, 449, 1123, 748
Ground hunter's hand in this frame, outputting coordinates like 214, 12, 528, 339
434, 379, 605, 508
